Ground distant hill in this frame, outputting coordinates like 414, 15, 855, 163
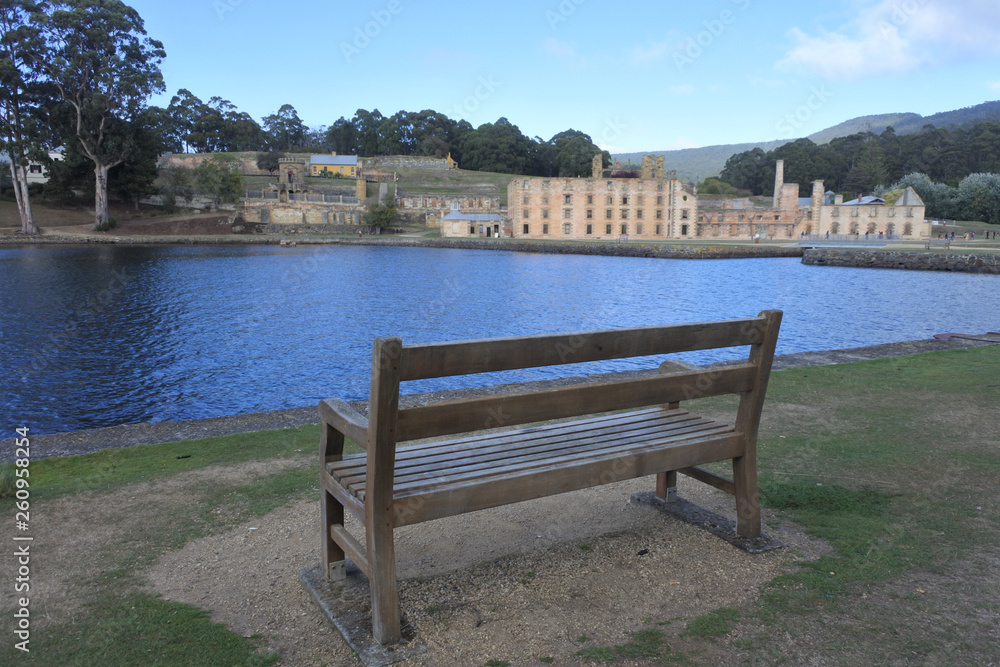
614, 141, 787, 184
615, 100, 1000, 183
804, 113, 922, 144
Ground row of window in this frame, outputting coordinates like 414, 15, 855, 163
526, 179, 671, 192
699, 213, 784, 222
523, 208, 690, 221
523, 194, 668, 206
522, 223, 691, 236
830, 208, 915, 218
826, 222, 915, 234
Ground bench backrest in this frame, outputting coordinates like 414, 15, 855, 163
365, 310, 782, 447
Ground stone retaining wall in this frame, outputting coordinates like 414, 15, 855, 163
370, 238, 805, 260
262, 224, 407, 236
140, 194, 237, 211
803, 249, 1000, 273
361, 156, 451, 171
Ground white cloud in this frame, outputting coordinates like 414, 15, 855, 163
628, 41, 670, 65
779, 0, 1000, 79
543, 37, 574, 59
670, 84, 696, 96
543, 38, 587, 68
988, 81, 1000, 92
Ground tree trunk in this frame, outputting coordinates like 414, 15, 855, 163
9, 161, 39, 235
93, 163, 110, 230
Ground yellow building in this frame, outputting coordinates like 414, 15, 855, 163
309, 153, 358, 177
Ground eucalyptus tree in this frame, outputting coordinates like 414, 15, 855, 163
262, 104, 307, 151
36, 0, 165, 230
0, 0, 45, 234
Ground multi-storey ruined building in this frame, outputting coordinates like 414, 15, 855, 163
505, 155, 697, 241
695, 159, 930, 240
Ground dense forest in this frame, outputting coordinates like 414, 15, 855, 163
720, 123, 1000, 196
719, 123, 1000, 222
156, 93, 611, 178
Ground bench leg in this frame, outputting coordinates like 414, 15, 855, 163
367, 514, 401, 644
321, 487, 346, 581
656, 470, 678, 502
732, 455, 761, 539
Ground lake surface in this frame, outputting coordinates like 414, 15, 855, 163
3, 244, 999, 434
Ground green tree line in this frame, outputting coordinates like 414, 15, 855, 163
163, 97, 612, 179
2, 1, 610, 235
720, 123, 1000, 201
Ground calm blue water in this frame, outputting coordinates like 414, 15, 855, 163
2, 244, 998, 434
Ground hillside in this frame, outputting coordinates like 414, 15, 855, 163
614, 100, 1000, 182
805, 113, 922, 144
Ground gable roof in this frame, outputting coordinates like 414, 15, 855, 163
310, 155, 358, 166
894, 186, 924, 206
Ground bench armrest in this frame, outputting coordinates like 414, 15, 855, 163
319, 398, 369, 447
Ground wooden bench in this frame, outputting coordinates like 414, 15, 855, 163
318, 310, 782, 644
925, 238, 951, 249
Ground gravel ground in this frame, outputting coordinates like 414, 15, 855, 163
146, 473, 829, 666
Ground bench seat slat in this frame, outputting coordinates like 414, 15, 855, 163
392, 433, 744, 526
325, 408, 741, 526
332, 412, 727, 490
330, 408, 703, 479
378, 422, 735, 496
321, 468, 366, 522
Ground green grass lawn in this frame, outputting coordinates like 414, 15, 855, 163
2, 346, 998, 665
393, 167, 525, 207
670, 346, 998, 664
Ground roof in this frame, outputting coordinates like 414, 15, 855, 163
0, 149, 63, 163
843, 195, 885, 206
442, 211, 503, 222
310, 155, 358, 166
894, 187, 924, 206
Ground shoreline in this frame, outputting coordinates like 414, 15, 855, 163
0, 232, 805, 259
3, 335, 996, 463
4, 231, 998, 266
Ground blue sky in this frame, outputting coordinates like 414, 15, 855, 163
129, 0, 1000, 154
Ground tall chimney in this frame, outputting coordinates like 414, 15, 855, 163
773, 159, 785, 208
